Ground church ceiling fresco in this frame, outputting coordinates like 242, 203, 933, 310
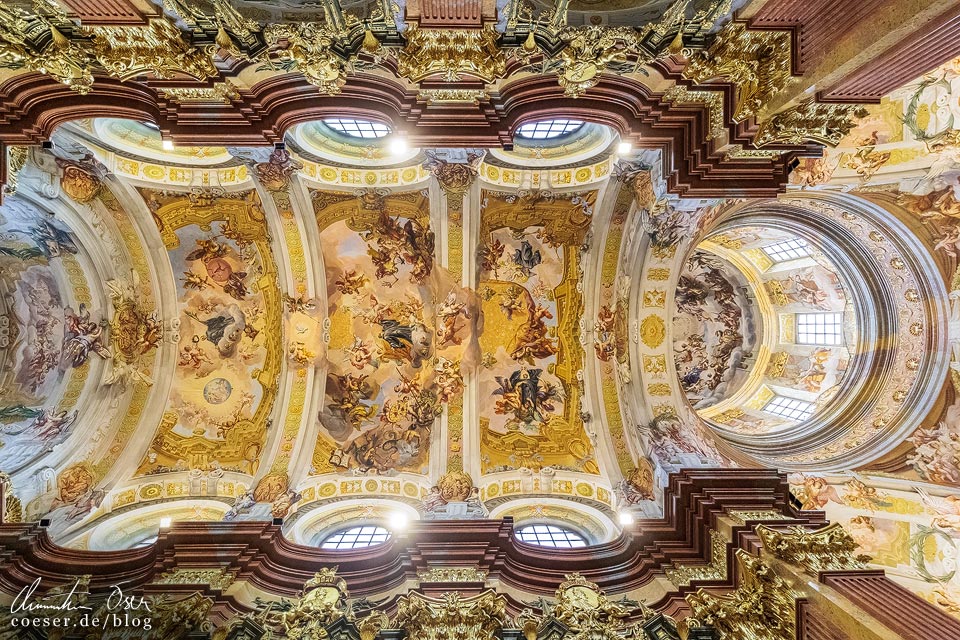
0, 204, 85, 474
135, 188, 282, 477
674, 251, 759, 409
310, 188, 454, 476
0, 61, 955, 622
477, 190, 598, 475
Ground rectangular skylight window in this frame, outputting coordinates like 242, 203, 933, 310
762, 238, 811, 262
763, 395, 815, 421
796, 312, 843, 346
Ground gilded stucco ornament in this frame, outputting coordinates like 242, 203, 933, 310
0, 8, 215, 94
555, 26, 639, 98
753, 100, 869, 147
86, 20, 217, 81
398, 25, 507, 83
263, 23, 348, 94
686, 550, 799, 640
549, 573, 634, 640
756, 523, 871, 573
269, 567, 352, 639
2, 146, 28, 196
424, 151, 482, 213
392, 590, 508, 640
436, 470, 475, 501
104, 277, 162, 388
0, 472, 22, 524
0, 7, 94, 94
682, 21, 793, 123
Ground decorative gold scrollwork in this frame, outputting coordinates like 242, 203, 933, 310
686, 550, 799, 640
753, 99, 868, 148
393, 590, 508, 640
756, 522, 871, 573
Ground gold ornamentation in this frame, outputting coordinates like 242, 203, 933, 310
686, 549, 799, 640
643, 290, 666, 308
358, 611, 389, 640
393, 590, 507, 640
647, 268, 670, 281
639, 315, 666, 348
0, 472, 21, 524
398, 25, 506, 83
767, 351, 789, 378
723, 144, 782, 160
57, 157, 103, 204
550, 573, 633, 640
727, 510, 791, 525
436, 470, 474, 502
556, 26, 639, 98
88, 20, 216, 81
682, 22, 793, 123
663, 85, 725, 140
710, 408, 743, 425
3, 145, 28, 196
647, 383, 671, 396
643, 354, 667, 376
105, 277, 161, 387
153, 568, 235, 591
665, 529, 727, 587
424, 152, 481, 213
0, 8, 94, 94
270, 567, 351, 638
418, 89, 489, 104
417, 567, 488, 583
159, 83, 239, 104
756, 523, 871, 573
754, 100, 868, 147
264, 23, 348, 94
146, 592, 214, 639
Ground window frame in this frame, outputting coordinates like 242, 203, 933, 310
763, 395, 815, 421
515, 522, 589, 548
762, 238, 811, 263
515, 119, 585, 140
322, 118, 392, 139
319, 524, 392, 550
795, 311, 844, 346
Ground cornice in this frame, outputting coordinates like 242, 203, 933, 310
0, 71, 818, 198
0, 470, 823, 604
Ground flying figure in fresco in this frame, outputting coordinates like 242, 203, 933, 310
185, 304, 247, 357
19, 220, 79, 259
436, 292, 470, 347
512, 239, 542, 277
334, 269, 369, 296
510, 303, 557, 364
326, 372, 378, 429
493, 367, 562, 427
377, 318, 432, 368
62, 304, 110, 368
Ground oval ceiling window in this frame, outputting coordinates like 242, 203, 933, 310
323, 118, 392, 139
515, 524, 588, 548
320, 525, 391, 550
515, 119, 585, 140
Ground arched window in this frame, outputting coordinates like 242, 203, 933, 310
323, 118, 392, 139
515, 119, 584, 140
516, 524, 588, 548
320, 525, 391, 550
